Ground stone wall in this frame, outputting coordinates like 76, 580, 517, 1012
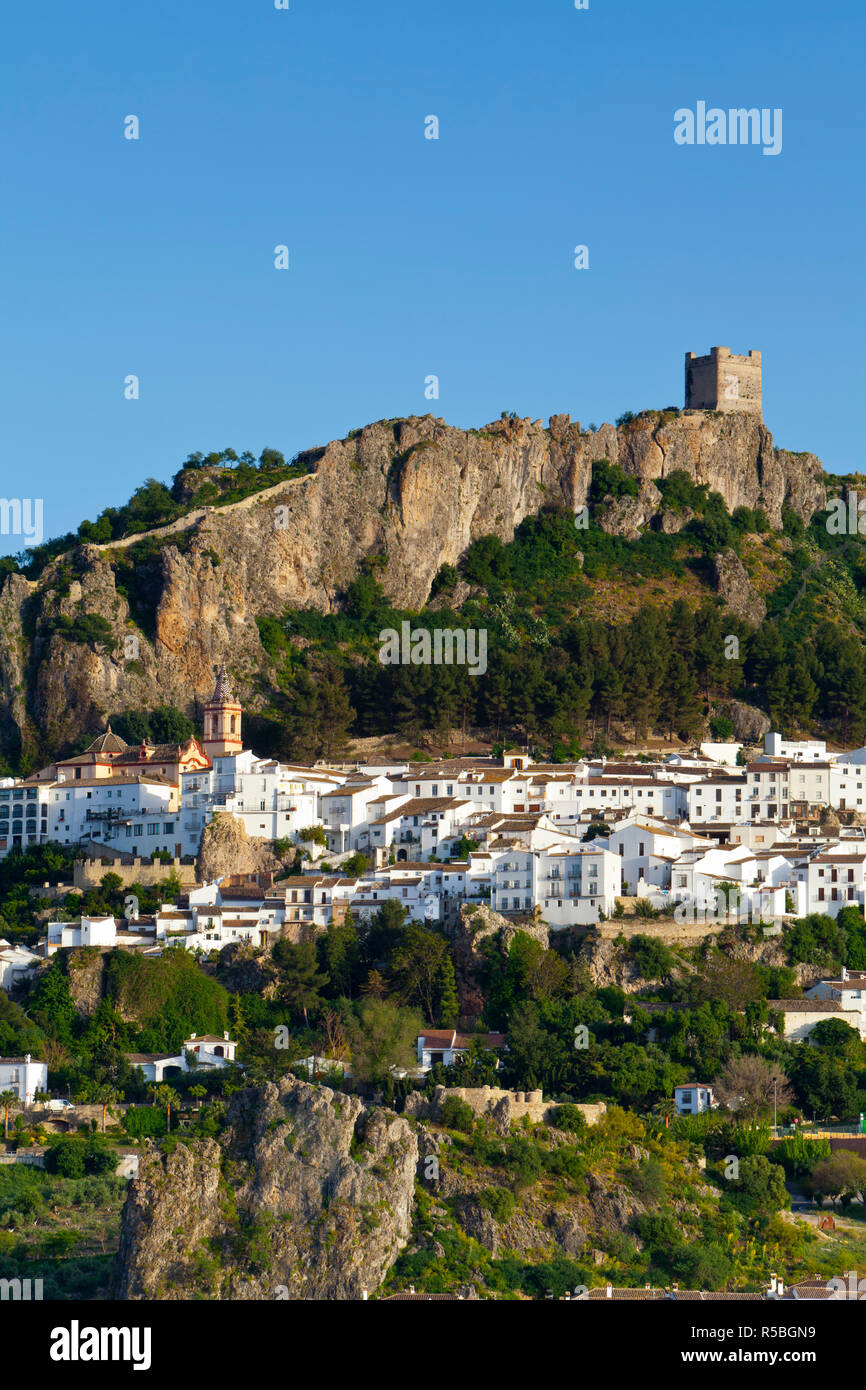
404, 1084, 606, 1134
73, 856, 198, 891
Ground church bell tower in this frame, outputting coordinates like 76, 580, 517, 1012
202, 664, 243, 759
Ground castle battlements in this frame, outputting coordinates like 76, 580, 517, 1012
685, 346, 762, 416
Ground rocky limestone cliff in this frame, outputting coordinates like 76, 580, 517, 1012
0, 409, 825, 761
113, 1076, 418, 1300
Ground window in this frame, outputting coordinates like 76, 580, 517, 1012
147, 823, 159, 835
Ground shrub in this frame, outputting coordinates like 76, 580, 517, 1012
121, 1105, 168, 1139
478, 1186, 516, 1223
552, 1104, 587, 1136
45, 1138, 85, 1178
439, 1096, 475, 1133
773, 1135, 831, 1179
589, 459, 639, 506
630, 935, 675, 980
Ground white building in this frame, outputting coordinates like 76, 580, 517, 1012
125, 1032, 238, 1082
805, 968, 866, 1037
0, 940, 41, 992
181, 751, 332, 857
0, 1054, 48, 1106
416, 1029, 506, 1071
767, 999, 864, 1044
42, 776, 178, 856
605, 818, 713, 894
764, 732, 828, 762
805, 850, 866, 917
45, 915, 156, 955
674, 1082, 715, 1115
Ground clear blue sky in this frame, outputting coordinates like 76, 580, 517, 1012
1, 0, 863, 552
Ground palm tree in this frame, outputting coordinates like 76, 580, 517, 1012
656, 1098, 677, 1129
148, 1083, 181, 1133
94, 1083, 120, 1134
0, 1089, 20, 1140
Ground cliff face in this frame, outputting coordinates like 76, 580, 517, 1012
0, 409, 825, 761
113, 1077, 418, 1300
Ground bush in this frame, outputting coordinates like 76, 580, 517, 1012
478, 1186, 516, 1223
45, 1138, 85, 1178
552, 1104, 587, 1136
630, 935, 675, 980
773, 1135, 831, 1179
505, 1137, 544, 1190
590, 459, 639, 507
121, 1105, 168, 1139
439, 1096, 475, 1133
627, 1156, 667, 1204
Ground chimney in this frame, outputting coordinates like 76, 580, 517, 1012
605, 1284, 612, 1299
768, 1272, 777, 1295
362, 1289, 368, 1301
224, 1031, 229, 1041
409, 1284, 415, 1295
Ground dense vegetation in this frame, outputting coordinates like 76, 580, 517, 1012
243, 466, 866, 761
5, 872, 866, 1297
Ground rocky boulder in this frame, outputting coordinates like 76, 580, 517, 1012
197, 812, 282, 884
113, 1077, 418, 1300
727, 699, 771, 743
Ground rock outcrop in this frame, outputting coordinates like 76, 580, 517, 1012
727, 699, 772, 743
0, 409, 825, 761
197, 813, 282, 884
113, 1077, 418, 1300
712, 549, 767, 626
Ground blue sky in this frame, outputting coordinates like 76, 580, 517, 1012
1, 0, 863, 551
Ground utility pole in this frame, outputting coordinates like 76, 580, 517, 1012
773, 1077, 778, 1135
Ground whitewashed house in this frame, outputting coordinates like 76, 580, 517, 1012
0, 1054, 48, 1106
674, 1083, 715, 1115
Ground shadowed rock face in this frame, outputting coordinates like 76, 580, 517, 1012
112, 1077, 418, 1301
0, 410, 824, 761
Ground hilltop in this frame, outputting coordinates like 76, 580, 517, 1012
0, 406, 859, 771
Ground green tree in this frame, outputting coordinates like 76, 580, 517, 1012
0, 1089, 19, 1139
271, 940, 329, 1026
391, 925, 449, 1021
347, 999, 423, 1085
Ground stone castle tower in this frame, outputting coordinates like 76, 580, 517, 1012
202, 664, 243, 759
685, 346, 762, 417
